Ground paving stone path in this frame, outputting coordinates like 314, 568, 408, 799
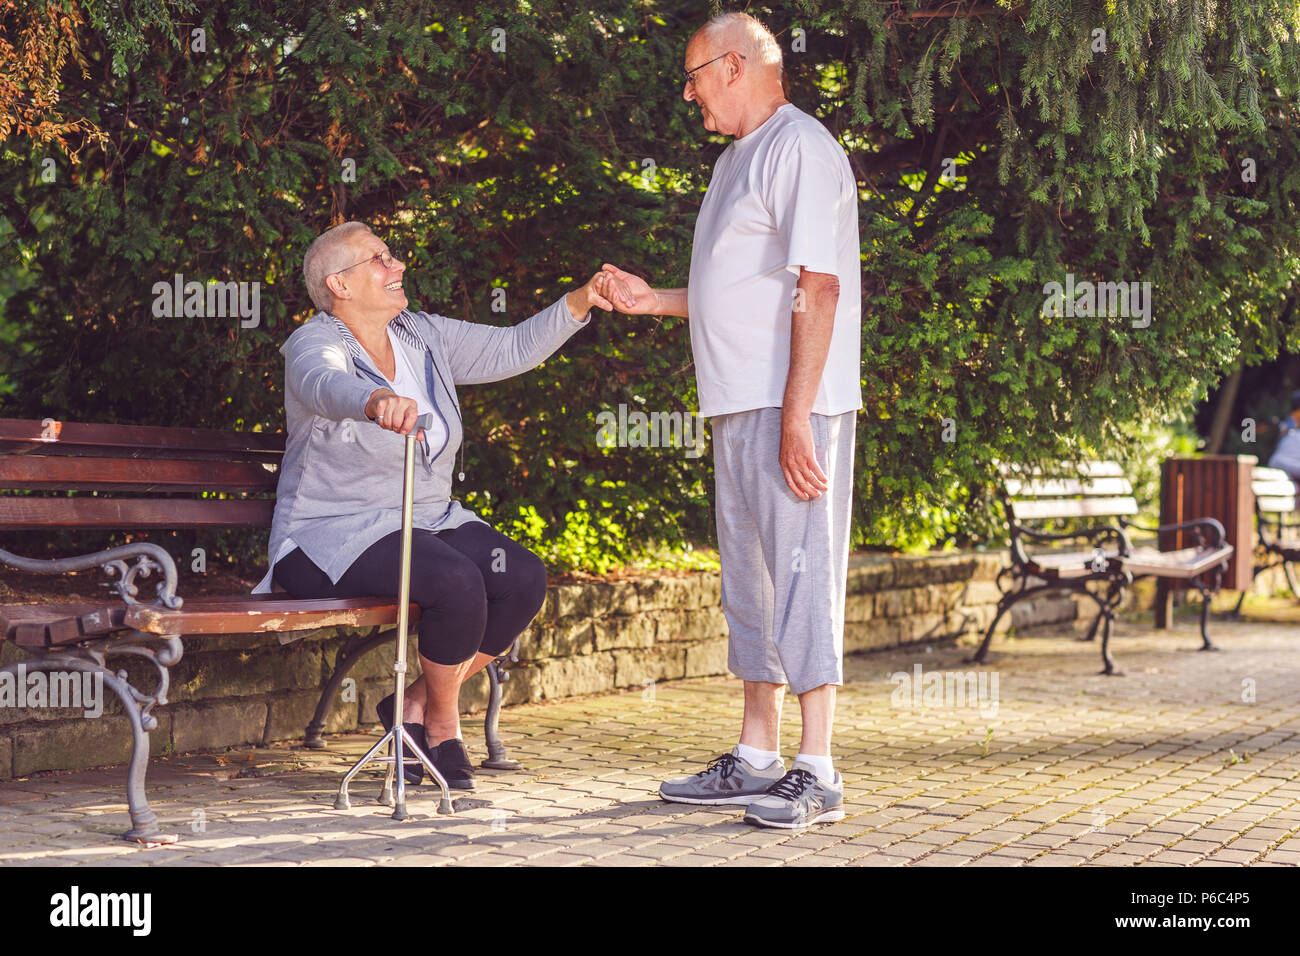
2, 612, 1298, 867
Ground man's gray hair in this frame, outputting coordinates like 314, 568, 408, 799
303, 220, 372, 313
699, 11, 783, 70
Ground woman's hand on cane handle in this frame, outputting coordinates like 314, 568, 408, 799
366, 389, 425, 441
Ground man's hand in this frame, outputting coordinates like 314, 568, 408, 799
365, 389, 425, 440
600, 264, 690, 318
780, 268, 839, 499
779, 412, 830, 500
565, 270, 631, 320
599, 264, 659, 314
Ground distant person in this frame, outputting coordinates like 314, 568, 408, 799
1267, 390, 1300, 487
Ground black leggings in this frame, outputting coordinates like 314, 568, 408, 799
272, 522, 547, 665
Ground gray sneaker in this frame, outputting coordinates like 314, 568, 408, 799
743, 761, 844, 828
659, 748, 786, 805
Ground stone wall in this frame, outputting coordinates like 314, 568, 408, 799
0, 550, 1291, 778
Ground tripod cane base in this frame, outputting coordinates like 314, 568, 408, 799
331, 723, 454, 820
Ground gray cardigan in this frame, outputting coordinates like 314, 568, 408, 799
252, 294, 590, 592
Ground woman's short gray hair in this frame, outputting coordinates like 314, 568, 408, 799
303, 221, 373, 313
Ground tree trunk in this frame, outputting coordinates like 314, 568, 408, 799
1205, 362, 1245, 455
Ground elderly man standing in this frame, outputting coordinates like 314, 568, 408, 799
605, 12, 862, 828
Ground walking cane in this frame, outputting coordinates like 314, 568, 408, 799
334, 412, 454, 819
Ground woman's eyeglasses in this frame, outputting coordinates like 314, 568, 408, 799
335, 248, 403, 274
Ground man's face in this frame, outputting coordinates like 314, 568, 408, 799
335, 231, 407, 314
682, 37, 736, 136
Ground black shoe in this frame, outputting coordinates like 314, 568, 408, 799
376, 691, 425, 786
428, 737, 477, 791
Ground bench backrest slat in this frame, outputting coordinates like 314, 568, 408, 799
0, 456, 278, 493
997, 460, 1127, 479
1009, 496, 1140, 521
997, 460, 1138, 523
0, 418, 284, 457
1251, 467, 1297, 513
1, 418, 281, 534
0, 497, 274, 530
1003, 476, 1133, 498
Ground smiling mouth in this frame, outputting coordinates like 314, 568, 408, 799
384, 281, 403, 292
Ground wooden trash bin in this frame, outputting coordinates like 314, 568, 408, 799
1154, 454, 1257, 627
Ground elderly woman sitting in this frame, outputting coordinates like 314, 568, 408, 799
253, 220, 625, 789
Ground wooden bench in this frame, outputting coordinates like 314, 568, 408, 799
0, 417, 522, 843
967, 461, 1233, 674
1230, 465, 1300, 613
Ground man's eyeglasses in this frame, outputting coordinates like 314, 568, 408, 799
335, 248, 403, 274
683, 51, 746, 86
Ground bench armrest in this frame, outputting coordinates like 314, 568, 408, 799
1013, 524, 1132, 555
1118, 516, 1227, 550
0, 542, 182, 610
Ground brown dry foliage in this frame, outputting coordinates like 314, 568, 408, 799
0, 0, 106, 160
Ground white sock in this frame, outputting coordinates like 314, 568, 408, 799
736, 743, 780, 770
796, 752, 835, 784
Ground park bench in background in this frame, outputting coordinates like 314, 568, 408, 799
0, 417, 520, 843
1231, 465, 1300, 613
968, 461, 1233, 675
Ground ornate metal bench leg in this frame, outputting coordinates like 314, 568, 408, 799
305, 626, 387, 748
966, 594, 1014, 665
1097, 610, 1121, 676
1078, 600, 1105, 642
1284, 560, 1300, 601
481, 641, 521, 770
99, 667, 176, 844
1075, 579, 1110, 642
4, 657, 181, 845
1194, 567, 1222, 651
1231, 588, 1248, 618
1196, 588, 1217, 651
1098, 578, 1126, 676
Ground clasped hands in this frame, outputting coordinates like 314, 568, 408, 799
564, 264, 653, 320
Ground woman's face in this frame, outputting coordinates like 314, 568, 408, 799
338, 232, 408, 315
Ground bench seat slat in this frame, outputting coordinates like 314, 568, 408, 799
125, 597, 419, 636
1, 597, 417, 645
0, 602, 128, 646
0, 497, 274, 529
1120, 545, 1234, 578
1024, 550, 1113, 578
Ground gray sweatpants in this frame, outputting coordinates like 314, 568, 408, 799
711, 406, 856, 695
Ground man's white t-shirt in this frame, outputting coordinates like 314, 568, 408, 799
687, 102, 862, 419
